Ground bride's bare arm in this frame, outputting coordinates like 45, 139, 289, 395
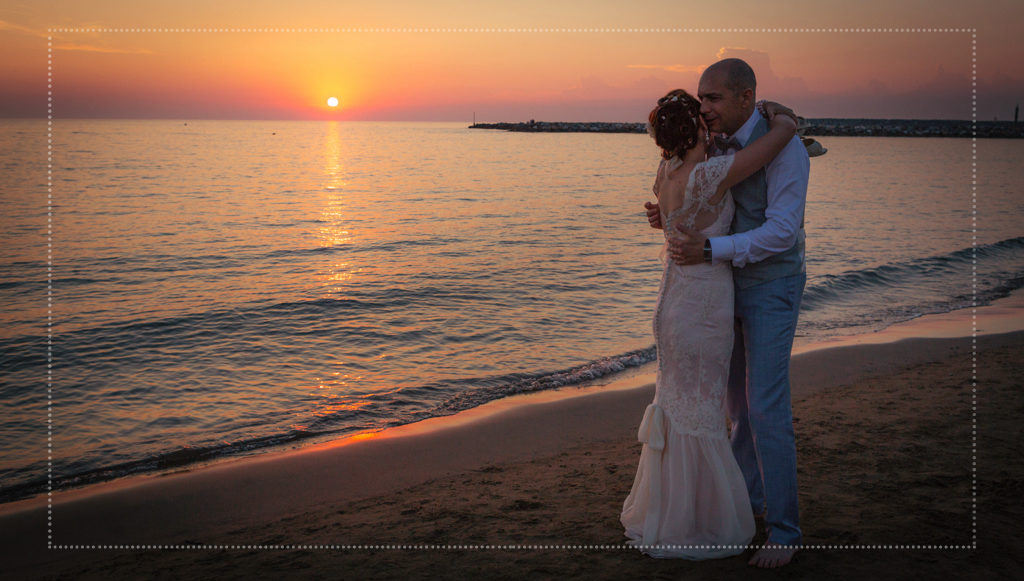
713, 111, 797, 201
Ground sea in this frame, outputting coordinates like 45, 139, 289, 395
1, 119, 1021, 503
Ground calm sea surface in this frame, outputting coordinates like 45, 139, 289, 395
1, 120, 1021, 501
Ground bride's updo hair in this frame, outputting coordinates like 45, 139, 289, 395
647, 89, 702, 159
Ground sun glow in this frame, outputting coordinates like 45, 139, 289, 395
327, 96, 339, 108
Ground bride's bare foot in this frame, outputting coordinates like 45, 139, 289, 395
748, 542, 798, 568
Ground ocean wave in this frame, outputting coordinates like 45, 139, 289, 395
802, 236, 1024, 312
0, 283, 498, 375
0, 345, 659, 504
46, 237, 473, 277
428, 347, 657, 417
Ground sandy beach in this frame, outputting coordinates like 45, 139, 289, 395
4, 294, 1023, 580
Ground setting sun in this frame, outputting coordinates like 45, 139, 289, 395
327, 97, 339, 108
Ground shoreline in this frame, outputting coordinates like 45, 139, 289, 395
0, 285, 1014, 510
3, 291, 1022, 517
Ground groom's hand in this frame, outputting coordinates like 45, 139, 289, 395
670, 225, 707, 266
644, 202, 663, 230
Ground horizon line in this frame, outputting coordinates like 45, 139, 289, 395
0, 115, 989, 123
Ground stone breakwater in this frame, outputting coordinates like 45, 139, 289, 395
470, 119, 1023, 138
471, 121, 646, 133
803, 119, 1022, 138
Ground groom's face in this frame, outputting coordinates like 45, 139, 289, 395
698, 69, 750, 136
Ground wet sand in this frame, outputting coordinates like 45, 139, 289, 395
3, 296, 1023, 579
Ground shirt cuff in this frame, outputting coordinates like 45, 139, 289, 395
708, 236, 735, 265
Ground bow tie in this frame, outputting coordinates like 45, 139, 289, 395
713, 135, 743, 152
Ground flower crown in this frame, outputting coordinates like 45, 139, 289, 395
649, 94, 698, 132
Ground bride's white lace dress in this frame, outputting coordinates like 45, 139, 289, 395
620, 154, 755, 559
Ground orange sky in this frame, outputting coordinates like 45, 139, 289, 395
2, 0, 1022, 121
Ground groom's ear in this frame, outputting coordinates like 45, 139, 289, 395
741, 88, 755, 108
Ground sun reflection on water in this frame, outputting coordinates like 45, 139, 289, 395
318, 121, 361, 292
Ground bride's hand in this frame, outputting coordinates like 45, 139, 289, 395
757, 100, 799, 125
645, 201, 663, 230
768, 112, 798, 130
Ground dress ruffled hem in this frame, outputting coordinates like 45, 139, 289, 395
620, 403, 755, 560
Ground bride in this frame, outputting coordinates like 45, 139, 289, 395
620, 89, 797, 559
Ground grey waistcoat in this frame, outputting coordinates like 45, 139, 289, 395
730, 117, 805, 289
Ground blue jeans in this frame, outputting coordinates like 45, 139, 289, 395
727, 273, 805, 547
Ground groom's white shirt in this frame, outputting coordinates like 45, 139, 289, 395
708, 110, 810, 268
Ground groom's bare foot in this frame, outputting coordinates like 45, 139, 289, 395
748, 543, 798, 568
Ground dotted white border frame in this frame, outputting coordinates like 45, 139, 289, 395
971, 30, 978, 548
44, 28, 979, 552
46, 34, 54, 547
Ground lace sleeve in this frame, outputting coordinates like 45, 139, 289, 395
665, 155, 734, 234
690, 155, 733, 207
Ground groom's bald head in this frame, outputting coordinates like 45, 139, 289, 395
703, 58, 757, 98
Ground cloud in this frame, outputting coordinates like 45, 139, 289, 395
2, 19, 153, 54
559, 74, 671, 101
0, 19, 47, 38
51, 43, 153, 55
716, 46, 761, 61
713, 46, 810, 97
768, 63, 992, 119
627, 64, 705, 74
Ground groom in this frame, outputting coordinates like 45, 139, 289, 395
645, 58, 809, 568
